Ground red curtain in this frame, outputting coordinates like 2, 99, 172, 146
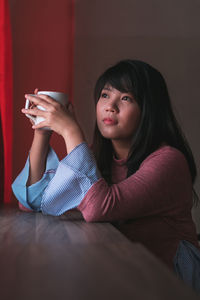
0, 0, 13, 203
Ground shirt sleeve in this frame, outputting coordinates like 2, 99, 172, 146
41, 142, 101, 216
78, 147, 193, 222
12, 147, 59, 211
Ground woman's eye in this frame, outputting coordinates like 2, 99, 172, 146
101, 93, 108, 98
122, 96, 132, 102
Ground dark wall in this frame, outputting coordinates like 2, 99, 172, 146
9, 0, 200, 229
73, 0, 200, 230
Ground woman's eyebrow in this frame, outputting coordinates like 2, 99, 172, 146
103, 86, 113, 91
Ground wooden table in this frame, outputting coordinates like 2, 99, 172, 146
0, 204, 199, 300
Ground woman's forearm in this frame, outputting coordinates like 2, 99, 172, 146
27, 130, 52, 186
62, 124, 85, 155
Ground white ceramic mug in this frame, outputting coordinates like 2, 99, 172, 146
25, 91, 68, 130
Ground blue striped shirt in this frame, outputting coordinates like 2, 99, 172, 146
12, 142, 101, 215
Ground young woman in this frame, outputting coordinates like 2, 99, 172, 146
12, 59, 200, 291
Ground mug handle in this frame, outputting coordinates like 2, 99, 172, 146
25, 99, 36, 123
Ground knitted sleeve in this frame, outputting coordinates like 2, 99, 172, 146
78, 147, 193, 222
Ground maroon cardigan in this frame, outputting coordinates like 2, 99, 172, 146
78, 145, 199, 269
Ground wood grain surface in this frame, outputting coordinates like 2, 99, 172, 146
0, 204, 199, 300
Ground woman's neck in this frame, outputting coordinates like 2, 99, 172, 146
111, 139, 131, 160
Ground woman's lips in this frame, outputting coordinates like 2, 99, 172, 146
103, 118, 117, 125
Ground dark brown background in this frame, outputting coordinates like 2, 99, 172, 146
9, 0, 200, 231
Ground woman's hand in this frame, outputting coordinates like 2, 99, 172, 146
21, 92, 85, 153
22, 94, 75, 136
24, 89, 53, 138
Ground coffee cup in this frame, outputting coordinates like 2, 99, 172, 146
25, 91, 68, 130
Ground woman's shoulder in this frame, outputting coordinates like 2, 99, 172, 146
139, 145, 193, 196
141, 145, 190, 177
144, 145, 187, 163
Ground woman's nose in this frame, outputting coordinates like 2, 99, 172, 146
105, 99, 119, 113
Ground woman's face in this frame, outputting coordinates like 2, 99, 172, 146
96, 85, 141, 143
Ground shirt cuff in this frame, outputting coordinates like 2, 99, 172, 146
12, 147, 59, 210
61, 142, 101, 184
41, 142, 101, 216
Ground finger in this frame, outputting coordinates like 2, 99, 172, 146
34, 88, 39, 94
33, 94, 58, 105
21, 107, 47, 117
29, 119, 35, 125
25, 94, 53, 110
68, 102, 74, 113
30, 103, 37, 109
68, 102, 76, 118
32, 121, 49, 130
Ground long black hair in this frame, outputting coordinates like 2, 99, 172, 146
92, 59, 198, 201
